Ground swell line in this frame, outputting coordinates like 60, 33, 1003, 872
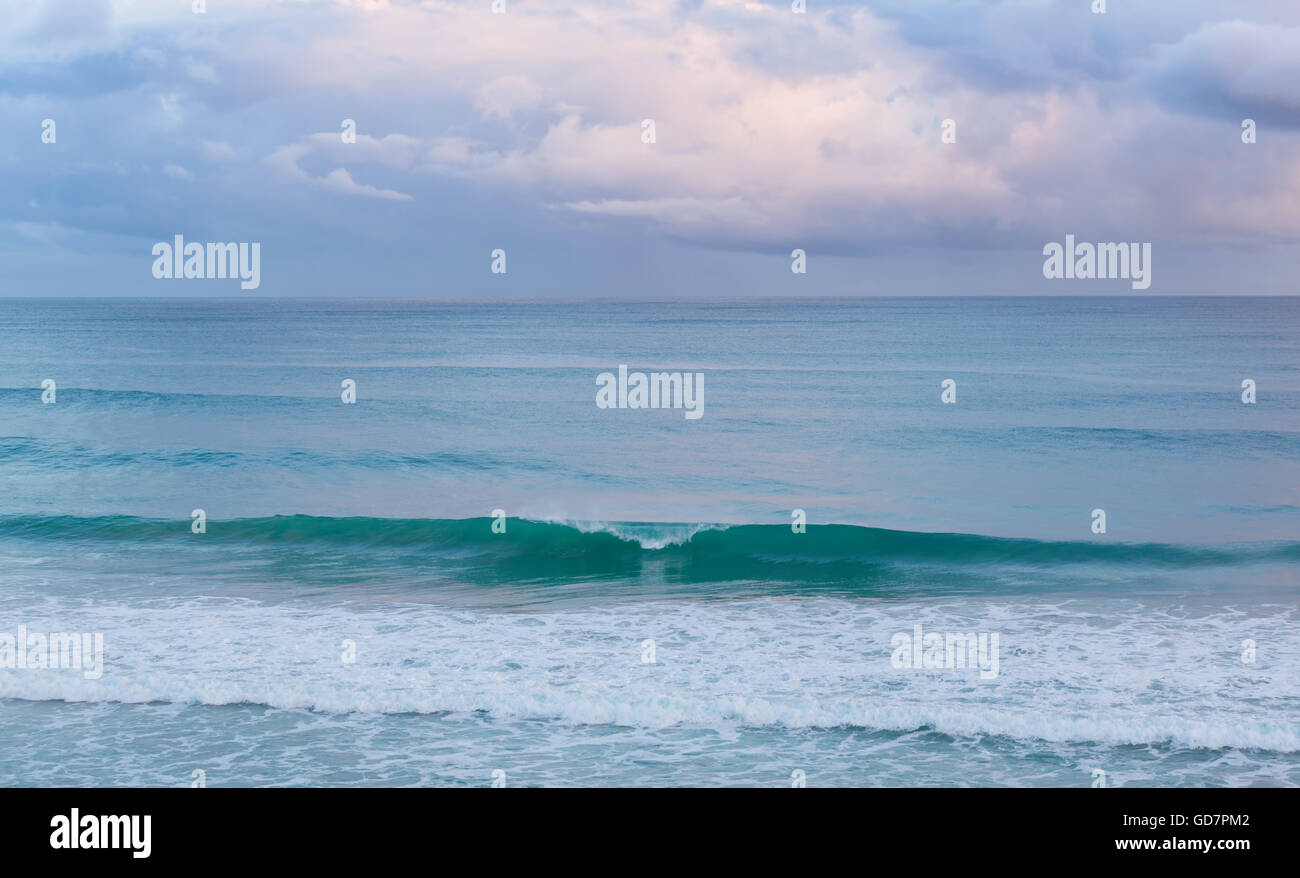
0, 514, 1295, 568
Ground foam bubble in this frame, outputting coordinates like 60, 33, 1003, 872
1, 595, 1295, 753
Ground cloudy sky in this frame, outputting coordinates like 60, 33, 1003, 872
3, 0, 1299, 296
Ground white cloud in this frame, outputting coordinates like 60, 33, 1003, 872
241, 0, 1300, 247
475, 75, 543, 121
5, 0, 1300, 252
319, 167, 413, 201
201, 140, 238, 161
265, 137, 415, 201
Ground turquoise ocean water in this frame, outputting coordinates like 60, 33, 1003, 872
0, 297, 1296, 786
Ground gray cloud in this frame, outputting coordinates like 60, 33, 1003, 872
1143, 21, 1300, 127
2, 0, 1299, 296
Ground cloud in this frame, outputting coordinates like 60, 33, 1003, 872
201, 140, 238, 161
265, 134, 416, 201
475, 76, 544, 121
318, 167, 413, 201
3, 0, 1300, 295
1144, 21, 1300, 126
226, 0, 1296, 248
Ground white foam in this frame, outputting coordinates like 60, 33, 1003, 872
1, 595, 1296, 752
543, 519, 727, 549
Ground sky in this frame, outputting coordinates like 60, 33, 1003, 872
2, 0, 1299, 297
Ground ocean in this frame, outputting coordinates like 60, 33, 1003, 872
0, 296, 1296, 787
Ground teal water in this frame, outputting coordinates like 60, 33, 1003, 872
0, 297, 1297, 786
